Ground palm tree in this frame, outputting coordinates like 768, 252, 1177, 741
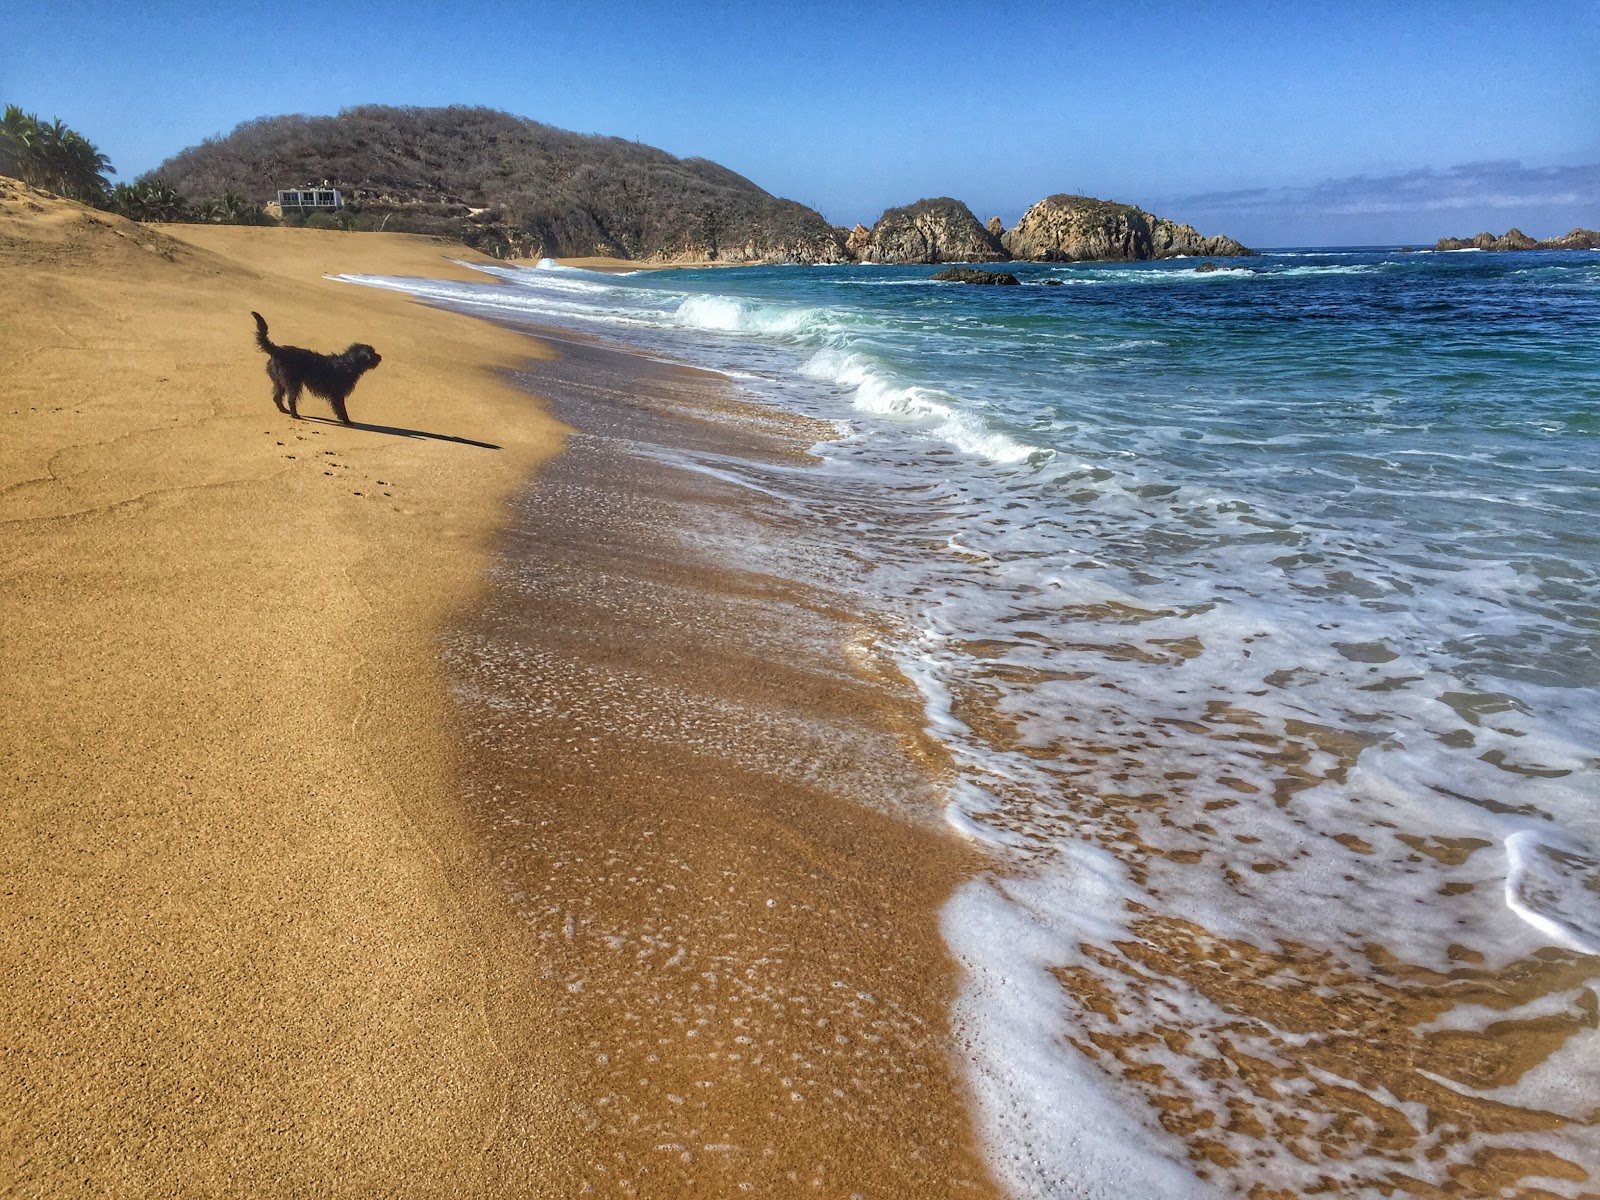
0, 106, 43, 185
110, 178, 187, 223
35, 117, 70, 191
140, 179, 187, 222
218, 189, 262, 225
58, 130, 114, 203
0, 106, 114, 204
110, 181, 146, 219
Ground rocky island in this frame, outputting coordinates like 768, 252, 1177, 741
857, 198, 1007, 264
1435, 227, 1600, 252
855, 194, 1254, 266
929, 266, 1020, 285
1002, 194, 1255, 262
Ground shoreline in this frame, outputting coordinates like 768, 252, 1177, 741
339, 253, 1600, 1199
551, 255, 773, 274
449, 328, 999, 1193
1, 185, 580, 1194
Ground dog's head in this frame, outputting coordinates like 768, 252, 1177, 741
345, 344, 382, 373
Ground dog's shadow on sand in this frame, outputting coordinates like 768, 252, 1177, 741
300, 415, 501, 449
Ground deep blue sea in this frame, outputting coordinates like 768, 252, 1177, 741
348, 248, 1600, 1197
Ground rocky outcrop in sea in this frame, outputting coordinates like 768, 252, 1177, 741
929, 266, 1019, 285
1435, 227, 1600, 252
861, 197, 1008, 264
1001, 194, 1255, 262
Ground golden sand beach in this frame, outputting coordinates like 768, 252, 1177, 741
0, 181, 994, 1196
0, 179, 584, 1195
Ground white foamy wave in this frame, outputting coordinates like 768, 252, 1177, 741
1270, 263, 1386, 277
334, 269, 678, 332
673, 294, 835, 339
944, 867, 1219, 1200
530, 256, 646, 277
1267, 250, 1373, 258
802, 347, 1042, 464
1505, 831, 1600, 954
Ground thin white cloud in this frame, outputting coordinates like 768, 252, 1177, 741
1182, 161, 1600, 217
1165, 161, 1600, 245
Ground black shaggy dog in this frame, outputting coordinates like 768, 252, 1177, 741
251, 311, 381, 424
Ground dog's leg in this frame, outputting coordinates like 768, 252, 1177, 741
286, 382, 303, 419
329, 392, 352, 425
267, 363, 290, 414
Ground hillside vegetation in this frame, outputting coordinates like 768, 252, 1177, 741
21, 98, 1257, 265
149, 105, 846, 262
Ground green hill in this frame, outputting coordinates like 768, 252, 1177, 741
148, 105, 846, 263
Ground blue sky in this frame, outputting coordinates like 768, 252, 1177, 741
7, 0, 1597, 245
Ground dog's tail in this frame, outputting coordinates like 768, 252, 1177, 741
251, 311, 275, 354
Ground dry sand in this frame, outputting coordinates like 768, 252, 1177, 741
0, 180, 584, 1196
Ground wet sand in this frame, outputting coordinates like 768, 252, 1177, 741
446, 331, 998, 1195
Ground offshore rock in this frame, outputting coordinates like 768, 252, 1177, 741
1436, 226, 1600, 252
929, 266, 1019, 285
1544, 227, 1600, 250
863, 197, 1009, 264
1002, 194, 1255, 262
845, 222, 871, 261
986, 216, 1005, 238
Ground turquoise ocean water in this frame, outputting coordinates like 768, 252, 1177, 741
348, 249, 1600, 1196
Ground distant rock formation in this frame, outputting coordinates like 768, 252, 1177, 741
861, 197, 1008, 264
845, 222, 871, 260
1002, 194, 1254, 262
1544, 228, 1600, 250
986, 216, 1004, 238
929, 267, 1019, 285
1435, 227, 1600, 252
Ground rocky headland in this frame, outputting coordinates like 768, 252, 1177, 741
1001, 194, 1255, 262
859, 198, 1007, 264
1434, 227, 1600, 252
149, 105, 850, 264
856, 194, 1252, 266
